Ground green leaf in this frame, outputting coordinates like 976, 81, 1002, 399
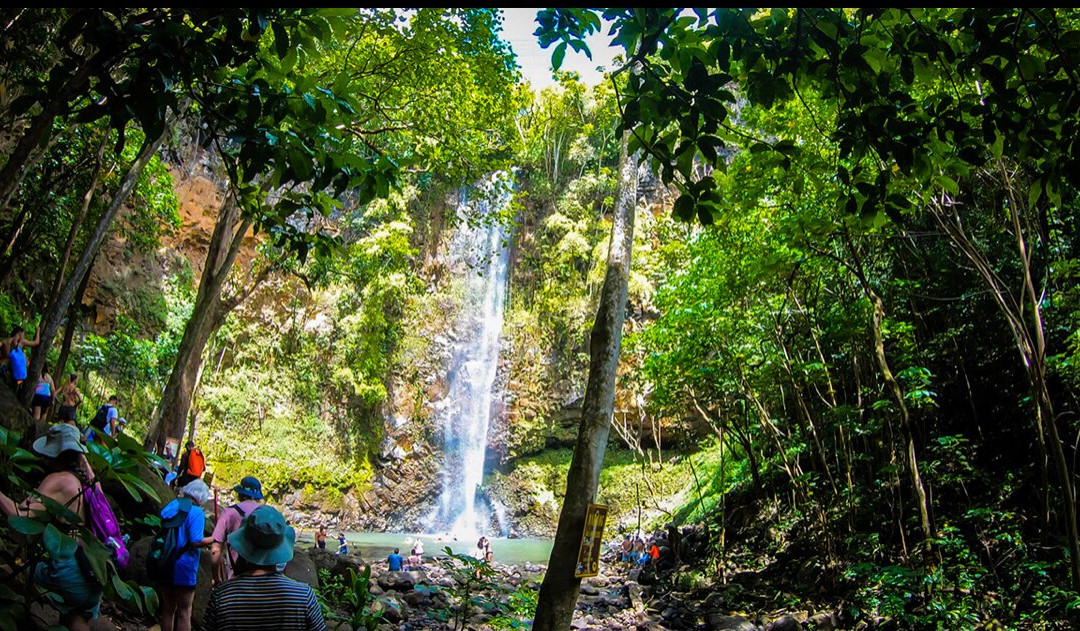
44, 523, 77, 559
552, 42, 567, 71
272, 22, 290, 60
8, 515, 44, 535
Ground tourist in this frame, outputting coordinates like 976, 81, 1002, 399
87, 395, 118, 442
211, 475, 264, 584
157, 479, 212, 631
336, 532, 348, 555
56, 373, 83, 423
473, 536, 490, 579
31, 363, 54, 420
649, 538, 661, 568
388, 547, 405, 572
175, 441, 205, 488
201, 506, 326, 631
7, 325, 40, 388
0, 424, 100, 630
315, 526, 327, 550
620, 534, 632, 567
408, 541, 423, 570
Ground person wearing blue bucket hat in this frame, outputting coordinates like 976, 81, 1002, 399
202, 506, 325, 630
210, 475, 264, 584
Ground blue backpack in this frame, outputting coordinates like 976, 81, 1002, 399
147, 498, 192, 577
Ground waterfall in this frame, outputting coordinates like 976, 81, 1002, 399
428, 178, 511, 536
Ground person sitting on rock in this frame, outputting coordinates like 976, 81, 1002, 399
408, 544, 422, 570
211, 475, 264, 584
388, 547, 405, 572
157, 479, 212, 631
201, 506, 326, 631
0, 424, 100, 631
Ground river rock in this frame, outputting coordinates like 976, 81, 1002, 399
706, 613, 758, 631
581, 583, 600, 596
766, 614, 801, 631
626, 581, 644, 611
372, 593, 406, 623
809, 612, 840, 630
378, 570, 423, 591
284, 548, 319, 589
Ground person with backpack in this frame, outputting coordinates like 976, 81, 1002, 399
0, 424, 103, 630
201, 505, 325, 631
175, 441, 205, 488
153, 479, 211, 631
210, 475, 264, 585
87, 395, 119, 442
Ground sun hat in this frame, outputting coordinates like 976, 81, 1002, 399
227, 505, 295, 567
32, 424, 87, 458
234, 476, 263, 500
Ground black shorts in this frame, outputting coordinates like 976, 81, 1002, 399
31, 394, 52, 409
59, 405, 77, 421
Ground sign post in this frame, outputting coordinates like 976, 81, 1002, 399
574, 503, 609, 578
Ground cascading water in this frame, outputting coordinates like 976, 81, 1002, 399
427, 178, 512, 537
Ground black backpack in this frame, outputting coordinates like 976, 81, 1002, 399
90, 404, 112, 431
147, 498, 193, 578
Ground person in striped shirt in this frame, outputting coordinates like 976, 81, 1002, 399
200, 506, 325, 631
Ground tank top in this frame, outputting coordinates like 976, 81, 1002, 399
35, 379, 51, 396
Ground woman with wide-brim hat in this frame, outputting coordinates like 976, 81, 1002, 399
0, 424, 102, 631
201, 505, 326, 630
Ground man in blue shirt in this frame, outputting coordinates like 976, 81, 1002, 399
387, 548, 405, 572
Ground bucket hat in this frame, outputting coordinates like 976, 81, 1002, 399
32, 424, 87, 458
234, 475, 263, 500
227, 505, 295, 567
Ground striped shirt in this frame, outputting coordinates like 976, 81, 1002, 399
200, 573, 326, 631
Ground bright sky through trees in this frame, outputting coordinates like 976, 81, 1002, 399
500, 8, 619, 90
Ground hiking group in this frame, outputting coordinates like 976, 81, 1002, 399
0, 418, 325, 631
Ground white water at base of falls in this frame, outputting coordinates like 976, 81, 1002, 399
426, 180, 512, 538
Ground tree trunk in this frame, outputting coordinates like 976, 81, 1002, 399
54, 249, 97, 382
533, 134, 637, 631
20, 127, 169, 404
145, 194, 252, 450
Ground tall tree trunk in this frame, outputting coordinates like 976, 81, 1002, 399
839, 229, 934, 541
20, 127, 169, 405
50, 132, 109, 301
54, 249, 97, 382
533, 134, 637, 631
144, 194, 252, 450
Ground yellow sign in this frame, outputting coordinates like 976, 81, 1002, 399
574, 503, 609, 578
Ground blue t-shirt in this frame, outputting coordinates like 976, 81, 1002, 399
9, 347, 26, 381
387, 553, 404, 572
160, 498, 205, 587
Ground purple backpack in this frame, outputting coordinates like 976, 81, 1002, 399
84, 483, 130, 568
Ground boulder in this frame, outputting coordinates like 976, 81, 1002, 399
625, 581, 644, 611
377, 570, 423, 591
706, 614, 758, 631
372, 593, 405, 624
766, 614, 801, 631
808, 612, 840, 630
285, 548, 319, 590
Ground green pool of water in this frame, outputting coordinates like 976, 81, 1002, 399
296, 531, 554, 567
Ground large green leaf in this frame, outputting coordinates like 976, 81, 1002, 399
43, 523, 78, 559
7, 515, 44, 536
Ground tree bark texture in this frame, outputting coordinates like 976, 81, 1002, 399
533, 134, 638, 631
145, 194, 252, 450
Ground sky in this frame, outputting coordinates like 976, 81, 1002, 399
499, 8, 620, 91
